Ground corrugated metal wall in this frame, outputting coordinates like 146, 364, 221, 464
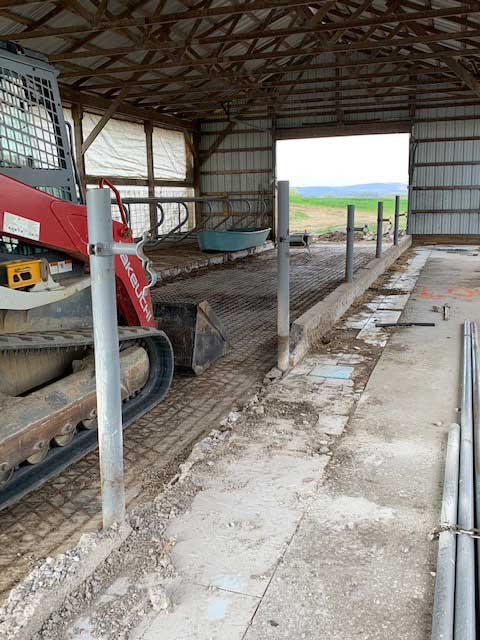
199, 101, 480, 238
409, 105, 480, 235
199, 119, 274, 228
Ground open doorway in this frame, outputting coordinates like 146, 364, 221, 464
276, 133, 410, 237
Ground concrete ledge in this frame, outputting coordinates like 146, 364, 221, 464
0, 523, 131, 640
157, 241, 274, 281
290, 236, 412, 366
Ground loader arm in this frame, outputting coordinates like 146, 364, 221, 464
0, 173, 154, 327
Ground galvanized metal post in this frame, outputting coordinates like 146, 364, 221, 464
394, 195, 400, 246
376, 201, 383, 258
431, 423, 460, 640
86, 187, 126, 529
454, 320, 476, 640
345, 204, 355, 283
277, 180, 290, 372
471, 322, 480, 596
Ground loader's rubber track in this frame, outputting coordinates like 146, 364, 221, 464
0, 327, 173, 511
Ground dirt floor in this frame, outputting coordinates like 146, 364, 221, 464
0, 243, 375, 603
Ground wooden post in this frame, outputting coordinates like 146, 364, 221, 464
71, 103, 86, 200
144, 120, 158, 234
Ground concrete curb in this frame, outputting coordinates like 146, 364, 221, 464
290, 236, 412, 366
0, 522, 131, 640
156, 241, 274, 281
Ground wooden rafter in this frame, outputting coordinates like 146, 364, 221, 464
48, 10, 480, 63
0, 0, 320, 40
0, 0, 479, 124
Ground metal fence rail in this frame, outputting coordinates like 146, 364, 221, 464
114, 195, 273, 245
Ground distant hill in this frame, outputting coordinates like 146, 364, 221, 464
294, 182, 408, 197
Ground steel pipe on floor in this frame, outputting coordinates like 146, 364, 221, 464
472, 322, 480, 608
431, 423, 460, 640
454, 320, 476, 640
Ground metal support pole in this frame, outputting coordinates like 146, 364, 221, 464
431, 424, 460, 640
454, 320, 476, 640
394, 195, 400, 246
86, 187, 126, 529
376, 201, 383, 258
345, 204, 355, 283
277, 180, 290, 372
471, 322, 480, 596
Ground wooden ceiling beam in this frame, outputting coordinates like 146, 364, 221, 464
49, 14, 480, 62
138, 83, 469, 110
58, 41, 480, 79
191, 96, 480, 121
129, 75, 462, 102
0, 0, 320, 40
406, 21, 480, 98
72, 62, 455, 94
0, 1, 59, 6
161, 91, 477, 117
444, 57, 480, 97
60, 85, 195, 131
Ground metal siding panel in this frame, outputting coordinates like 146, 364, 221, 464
410, 107, 480, 235
199, 118, 273, 200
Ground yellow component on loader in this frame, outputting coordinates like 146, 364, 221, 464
0, 258, 47, 289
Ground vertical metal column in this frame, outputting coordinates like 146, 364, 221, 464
345, 204, 355, 283
86, 187, 126, 529
471, 322, 480, 596
393, 195, 400, 246
376, 201, 384, 258
454, 320, 476, 640
431, 424, 460, 640
277, 180, 290, 372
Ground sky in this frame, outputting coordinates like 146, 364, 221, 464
276, 133, 410, 187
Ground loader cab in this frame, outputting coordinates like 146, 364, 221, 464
0, 42, 78, 203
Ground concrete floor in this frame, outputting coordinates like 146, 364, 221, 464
0, 243, 375, 602
32, 244, 480, 640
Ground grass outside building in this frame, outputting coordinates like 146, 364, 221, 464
289, 191, 408, 235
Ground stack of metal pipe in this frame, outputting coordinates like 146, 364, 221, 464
432, 320, 479, 640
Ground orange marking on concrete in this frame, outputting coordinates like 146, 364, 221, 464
419, 287, 480, 300
419, 288, 443, 300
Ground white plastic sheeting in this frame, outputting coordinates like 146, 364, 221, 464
82, 112, 148, 178
152, 126, 187, 181
63, 108, 187, 180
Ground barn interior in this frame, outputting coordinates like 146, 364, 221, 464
0, 2, 479, 639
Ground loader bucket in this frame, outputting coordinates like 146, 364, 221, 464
154, 301, 229, 375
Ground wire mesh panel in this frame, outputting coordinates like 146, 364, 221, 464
0, 46, 76, 201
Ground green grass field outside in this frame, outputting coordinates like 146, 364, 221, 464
289, 193, 409, 235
